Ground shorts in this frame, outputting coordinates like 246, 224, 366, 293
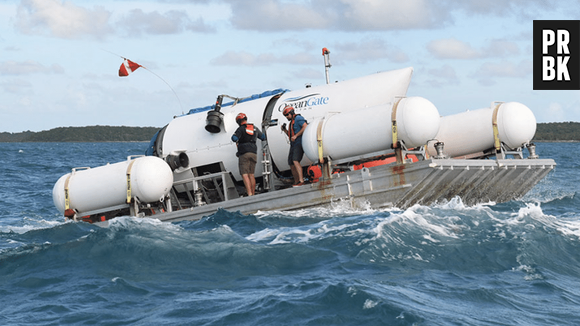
239, 152, 257, 175
287, 142, 304, 166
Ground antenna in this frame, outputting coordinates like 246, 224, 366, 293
322, 47, 331, 84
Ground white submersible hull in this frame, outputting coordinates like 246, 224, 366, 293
52, 63, 555, 225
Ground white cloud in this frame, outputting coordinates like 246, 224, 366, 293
334, 0, 450, 30
474, 60, 532, 78
427, 38, 479, 59
211, 51, 276, 66
14, 0, 215, 39
224, 0, 453, 31
547, 102, 565, 121
223, 0, 573, 32
225, 0, 328, 31
481, 39, 520, 57
116, 9, 215, 35
429, 64, 459, 81
211, 50, 318, 66
0, 60, 64, 75
423, 64, 460, 87
0, 78, 32, 93
15, 0, 113, 39
334, 39, 409, 63
448, 0, 574, 18
291, 68, 323, 81
209, 40, 406, 67
470, 60, 531, 86
427, 38, 521, 60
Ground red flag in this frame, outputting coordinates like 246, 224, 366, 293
119, 58, 142, 77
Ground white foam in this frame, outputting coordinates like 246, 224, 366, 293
247, 212, 375, 245
254, 198, 378, 220
107, 215, 185, 235
1, 217, 66, 234
556, 219, 580, 239
375, 206, 461, 240
363, 299, 378, 309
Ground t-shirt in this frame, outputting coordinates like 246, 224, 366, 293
291, 115, 307, 144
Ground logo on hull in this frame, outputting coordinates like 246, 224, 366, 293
278, 93, 329, 112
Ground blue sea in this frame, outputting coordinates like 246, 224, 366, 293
0, 142, 579, 325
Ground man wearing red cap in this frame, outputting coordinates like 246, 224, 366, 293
281, 106, 308, 186
231, 113, 266, 196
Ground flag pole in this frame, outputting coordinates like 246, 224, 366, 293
104, 49, 184, 112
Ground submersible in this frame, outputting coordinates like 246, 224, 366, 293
52, 49, 555, 225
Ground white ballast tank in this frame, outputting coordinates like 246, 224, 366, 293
53, 156, 173, 214
426, 102, 537, 158
302, 96, 440, 162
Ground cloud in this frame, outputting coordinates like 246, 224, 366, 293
116, 9, 215, 35
4, 46, 21, 52
448, 0, 570, 18
222, 0, 576, 32
0, 60, 64, 75
211, 50, 317, 66
211, 38, 409, 68
427, 38, 520, 60
471, 59, 531, 86
14, 0, 214, 39
329, 0, 451, 31
225, 0, 328, 31
480, 39, 520, 57
15, 0, 113, 39
423, 64, 460, 87
473, 60, 531, 78
547, 102, 565, 121
224, 0, 453, 31
427, 38, 480, 59
0, 78, 32, 93
291, 68, 323, 81
333, 39, 409, 63
211, 51, 275, 66
429, 64, 459, 81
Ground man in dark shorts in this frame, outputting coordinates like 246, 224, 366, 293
231, 113, 266, 196
281, 105, 308, 186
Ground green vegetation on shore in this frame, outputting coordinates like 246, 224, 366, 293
534, 122, 580, 141
0, 126, 160, 142
0, 122, 579, 142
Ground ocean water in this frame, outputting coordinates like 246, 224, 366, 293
0, 141, 578, 326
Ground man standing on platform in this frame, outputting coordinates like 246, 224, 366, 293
231, 113, 266, 196
281, 105, 307, 187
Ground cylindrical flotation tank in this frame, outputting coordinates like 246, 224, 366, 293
53, 156, 173, 214
426, 102, 536, 158
302, 96, 440, 162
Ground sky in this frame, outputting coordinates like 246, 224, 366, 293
1, 0, 580, 133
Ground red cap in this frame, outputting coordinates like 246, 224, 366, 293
236, 113, 247, 124
283, 106, 294, 116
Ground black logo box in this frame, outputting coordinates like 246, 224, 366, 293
533, 20, 580, 90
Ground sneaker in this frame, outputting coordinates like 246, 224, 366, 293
293, 181, 305, 187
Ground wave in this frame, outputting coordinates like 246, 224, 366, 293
1, 198, 580, 325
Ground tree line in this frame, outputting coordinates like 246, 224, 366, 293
0, 123, 579, 142
0, 126, 160, 142
534, 122, 580, 141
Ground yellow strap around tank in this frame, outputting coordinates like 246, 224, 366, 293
64, 174, 72, 210
126, 159, 137, 204
391, 98, 403, 148
317, 119, 325, 163
492, 103, 502, 151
